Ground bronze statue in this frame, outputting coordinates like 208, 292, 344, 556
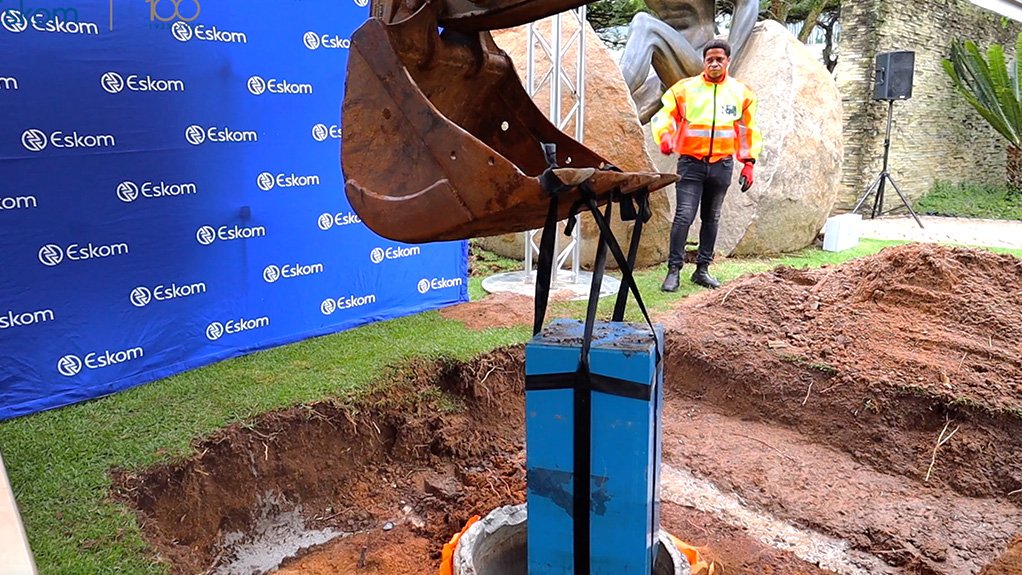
620, 0, 759, 122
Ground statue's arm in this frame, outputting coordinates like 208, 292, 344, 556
634, 72, 666, 124
728, 0, 759, 63
620, 12, 702, 94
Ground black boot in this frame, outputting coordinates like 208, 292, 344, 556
691, 263, 721, 289
661, 264, 681, 292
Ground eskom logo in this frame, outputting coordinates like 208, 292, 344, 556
22, 129, 116, 152
321, 293, 377, 315
102, 72, 186, 94
37, 244, 63, 266
130, 282, 207, 308
418, 277, 464, 294
2, 9, 100, 35
196, 225, 267, 245
317, 212, 361, 230
1, 9, 27, 32
0, 195, 37, 211
311, 123, 342, 142
56, 354, 82, 377
370, 246, 420, 264
57, 347, 145, 377
257, 172, 320, 191
0, 76, 18, 90
263, 263, 324, 283
206, 317, 270, 341
117, 180, 197, 202
303, 31, 350, 50
21, 129, 46, 151
247, 75, 313, 96
38, 242, 129, 266
186, 125, 258, 145
0, 308, 55, 330
172, 21, 247, 43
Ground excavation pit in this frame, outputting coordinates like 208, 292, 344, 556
112, 244, 1022, 575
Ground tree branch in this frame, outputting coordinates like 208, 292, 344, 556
797, 0, 826, 43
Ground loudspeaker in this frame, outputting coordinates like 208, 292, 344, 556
874, 51, 915, 101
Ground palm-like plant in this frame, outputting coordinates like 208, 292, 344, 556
943, 32, 1022, 192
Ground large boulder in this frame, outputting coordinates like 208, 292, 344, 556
646, 20, 844, 256
478, 18, 675, 269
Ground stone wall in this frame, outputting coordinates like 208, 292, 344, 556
835, 0, 1020, 209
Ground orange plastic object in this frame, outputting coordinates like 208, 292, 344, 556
438, 515, 480, 575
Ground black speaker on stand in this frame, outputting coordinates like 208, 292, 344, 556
852, 50, 924, 228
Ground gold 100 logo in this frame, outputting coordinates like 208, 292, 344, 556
147, 0, 200, 22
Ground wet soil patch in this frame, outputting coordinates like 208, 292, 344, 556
661, 400, 1022, 575
111, 243, 1022, 574
659, 503, 839, 575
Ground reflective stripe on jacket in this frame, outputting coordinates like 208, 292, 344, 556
650, 72, 762, 163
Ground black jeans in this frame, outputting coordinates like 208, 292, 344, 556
667, 155, 733, 267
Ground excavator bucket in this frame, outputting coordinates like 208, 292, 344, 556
341, 0, 677, 243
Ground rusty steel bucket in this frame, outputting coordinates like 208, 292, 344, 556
341, 0, 677, 243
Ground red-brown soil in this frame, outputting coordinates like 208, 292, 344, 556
980, 536, 1022, 575
111, 243, 1022, 575
440, 291, 536, 330
663, 243, 1022, 498
275, 526, 431, 575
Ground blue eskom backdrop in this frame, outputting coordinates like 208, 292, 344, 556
0, 0, 469, 420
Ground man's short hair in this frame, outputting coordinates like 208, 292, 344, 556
703, 39, 732, 58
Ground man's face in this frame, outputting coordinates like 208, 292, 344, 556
703, 48, 729, 80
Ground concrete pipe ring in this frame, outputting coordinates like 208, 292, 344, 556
452, 503, 691, 575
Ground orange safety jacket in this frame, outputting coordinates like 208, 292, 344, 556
651, 71, 762, 164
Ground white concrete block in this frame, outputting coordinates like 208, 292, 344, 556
823, 213, 862, 252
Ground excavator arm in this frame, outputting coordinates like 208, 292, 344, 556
341, 0, 677, 243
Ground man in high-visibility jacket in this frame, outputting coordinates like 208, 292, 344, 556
651, 38, 762, 291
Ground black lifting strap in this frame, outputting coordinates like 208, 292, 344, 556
565, 185, 657, 346
531, 145, 661, 575
533, 143, 570, 337
612, 187, 653, 323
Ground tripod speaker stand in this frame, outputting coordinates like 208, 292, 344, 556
852, 50, 924, 229
851, 99, 924, 228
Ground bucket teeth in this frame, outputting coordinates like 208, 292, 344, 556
549, 168, 677, 197
583, 171, 678, 197
551, 167, 598, 187
550, 168, 678, 196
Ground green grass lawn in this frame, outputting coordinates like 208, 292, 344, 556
2, 239, 1019, 574
915, 180, 1022, 220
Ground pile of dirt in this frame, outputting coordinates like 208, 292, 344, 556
662, 243, 1022, 497
439, 292, 535, 331
439, 289, 584, 331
